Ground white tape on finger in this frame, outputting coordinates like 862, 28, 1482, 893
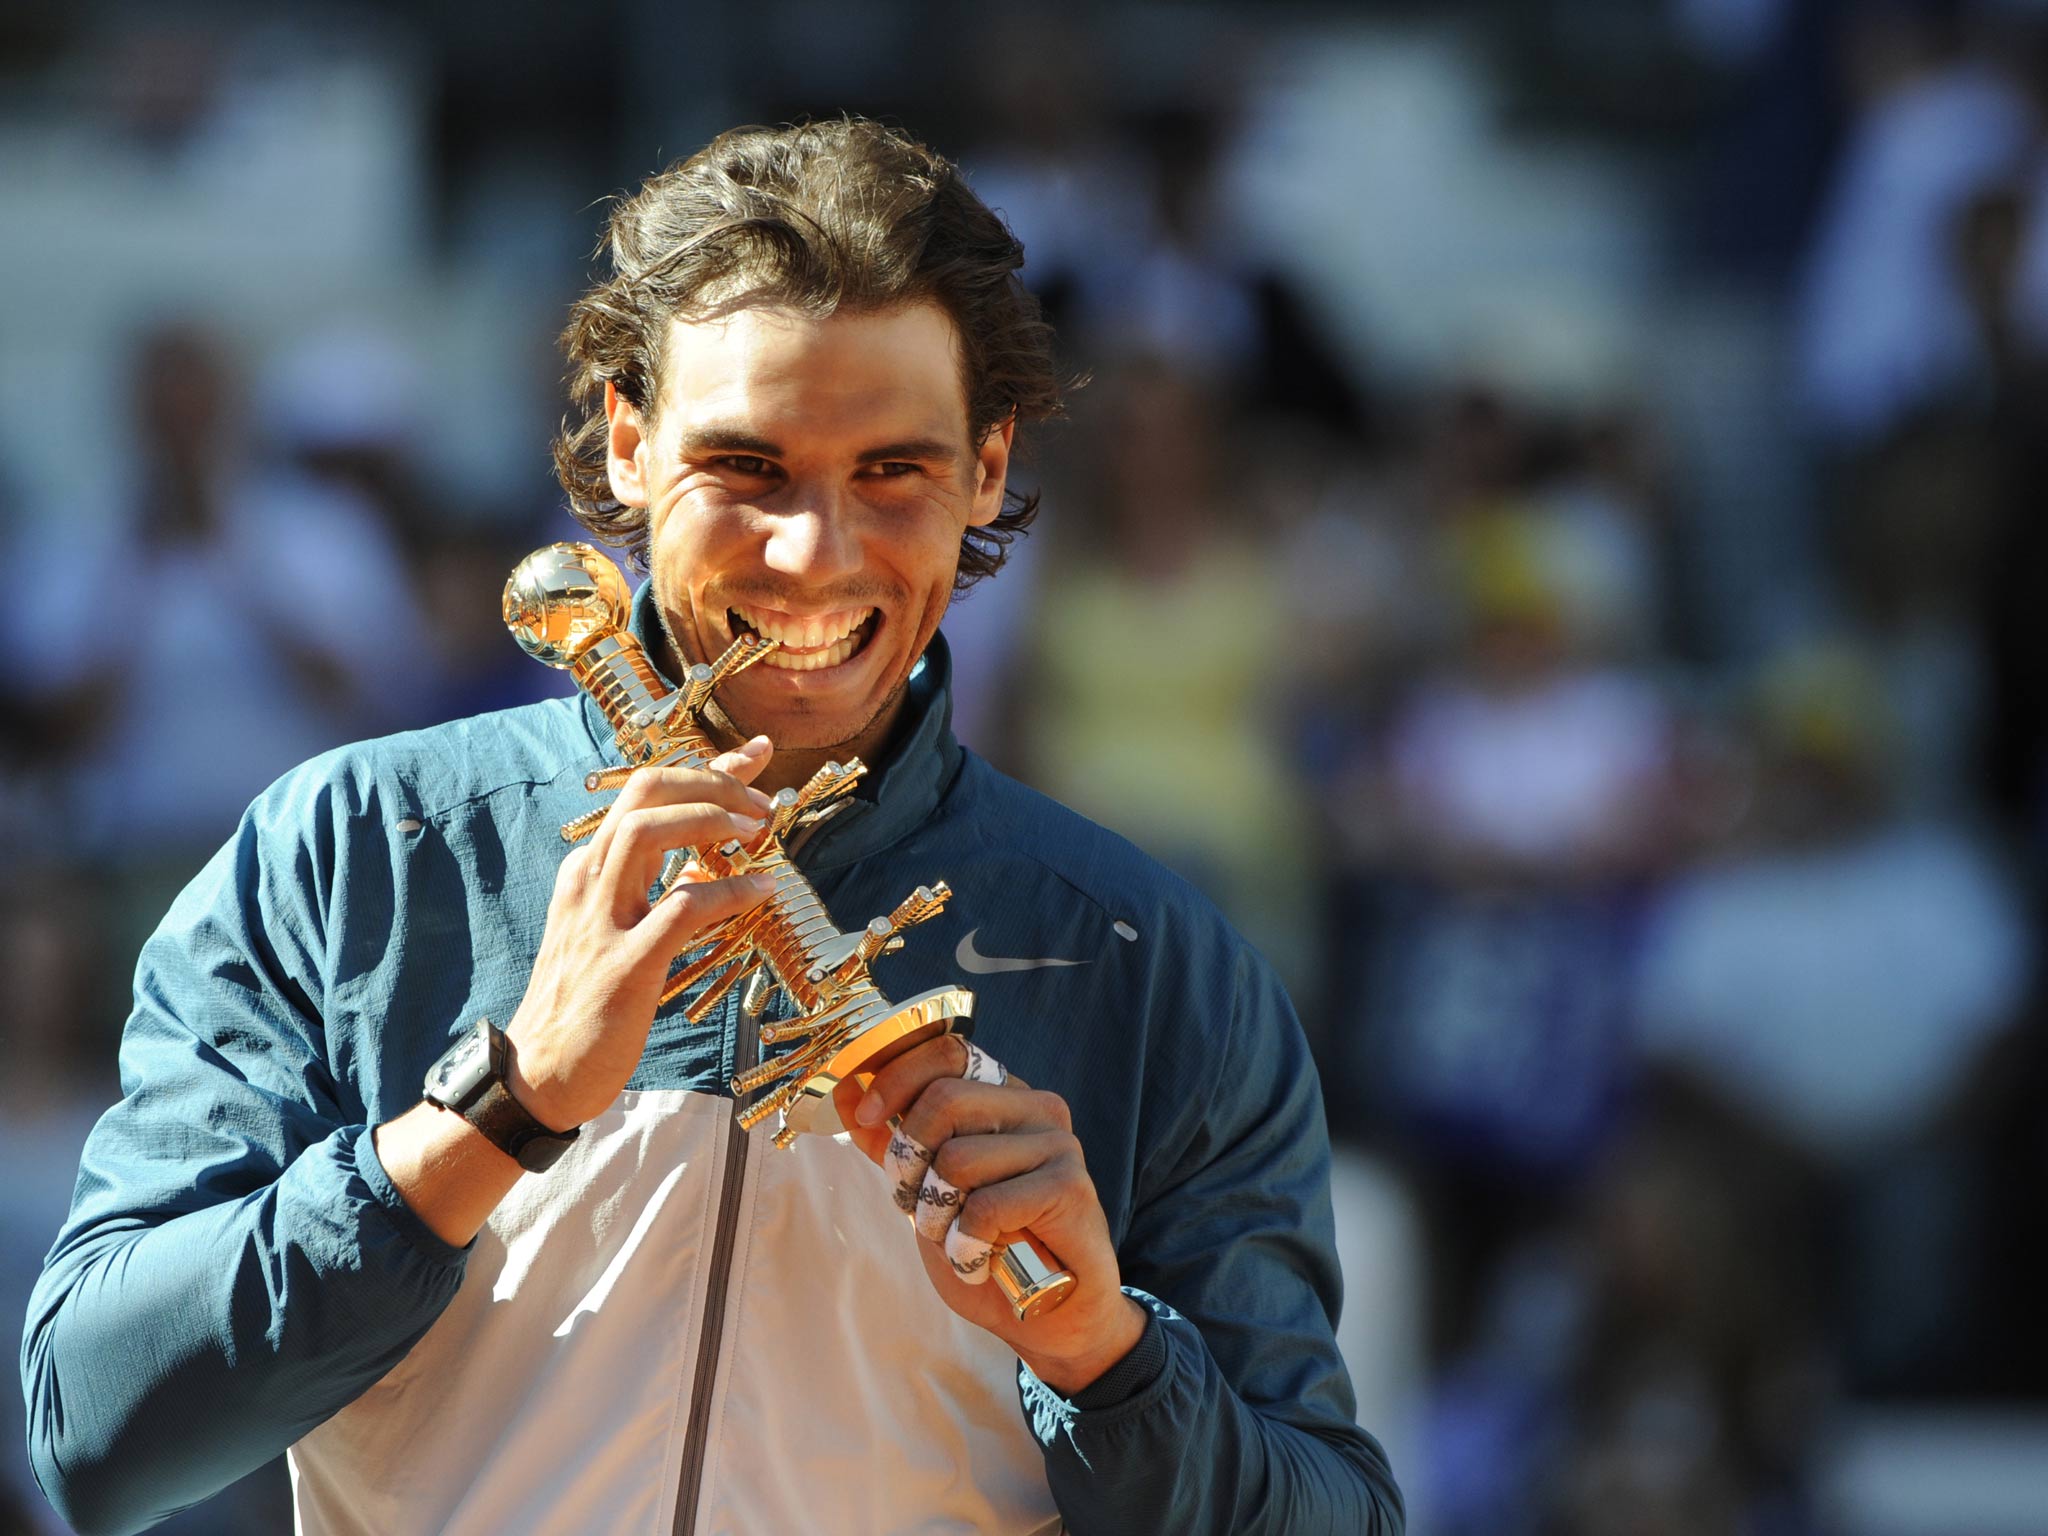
884, 1127, 933, 1217
961, 1041, 1009, 1087
915, 1167, 965, 1242
945, 1222, 995, 1285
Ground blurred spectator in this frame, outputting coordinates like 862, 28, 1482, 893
1021, 359, 1315, 989
1794, 4, 2037, 442
959, 12, 1155, 344
1333, 504, 1679, 1365
257, 322, 437, 545
0, 882, 106, 1535
967, 40, 1369, 435
1386, 509, 1673, 887
938, 523, 1047, 770
1418, 1073, 1830, 1536
1635, 641, 2029, 1389
11, 321, 431, 862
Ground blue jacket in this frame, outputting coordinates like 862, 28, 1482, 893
22, 609, 1402, 1536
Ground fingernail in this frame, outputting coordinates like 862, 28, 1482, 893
731, 813, 766, 837
745, 734, 772, 753
748, 871, 777, 893
746, 788, 775, 813
855, 1089, 884, 1126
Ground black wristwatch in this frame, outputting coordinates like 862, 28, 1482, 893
422, 1018, 581, 1173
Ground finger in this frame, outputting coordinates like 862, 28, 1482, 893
707, 734, 774, 784
852, 1035, 1032, 1129
601, 803, 767, 918
914, 1163, 967, 1241
629, 869, 775, 968
883, 1124, 935, 1217
590, 763, 774, 865
943, 1222, 995, 1285
959, 1041, 1009, 1088
953, 1162, 1086, 1254
898, 1076, 1071, 1165
917, 1130, 1073, 1245
931, 1129, 1077, 1194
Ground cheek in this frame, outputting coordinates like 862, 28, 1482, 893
651, 492, 751, 567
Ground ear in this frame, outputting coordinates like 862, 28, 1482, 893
606, 380, 651, 508
968, 415, 1017, 528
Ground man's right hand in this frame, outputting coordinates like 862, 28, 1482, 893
375, 738, 777, 1246
504, 737, 779, 1131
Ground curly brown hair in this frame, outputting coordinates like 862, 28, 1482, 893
553, 118, 1064, 589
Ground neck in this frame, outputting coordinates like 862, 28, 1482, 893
695, 706, 906, 795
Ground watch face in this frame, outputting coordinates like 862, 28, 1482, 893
425, 1026, 493, 1108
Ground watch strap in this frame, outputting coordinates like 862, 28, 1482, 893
464, 1073, 581, 1173
428, 1018, 581, 1173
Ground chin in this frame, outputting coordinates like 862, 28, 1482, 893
725, 671, 911, 758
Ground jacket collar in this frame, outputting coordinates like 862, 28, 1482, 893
575, 580, 962, 872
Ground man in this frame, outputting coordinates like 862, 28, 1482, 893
22, 119, 1402, 1535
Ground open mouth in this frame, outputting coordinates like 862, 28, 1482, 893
726, 603, 881, 673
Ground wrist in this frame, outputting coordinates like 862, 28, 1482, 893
1016, 1292, 1149, 1397
374, 1101, 525, 1248
501, 1035, 582, 1135
422, 1018, 583, 1171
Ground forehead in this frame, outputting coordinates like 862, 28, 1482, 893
656, 301, 969, 447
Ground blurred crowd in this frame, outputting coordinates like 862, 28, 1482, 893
4, 2, 2047, 1534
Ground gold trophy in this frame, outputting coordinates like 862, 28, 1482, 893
503, 542, 1074, 1319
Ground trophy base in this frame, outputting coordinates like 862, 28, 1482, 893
775, 985, 976, 1138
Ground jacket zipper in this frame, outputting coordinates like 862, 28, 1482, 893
671, 994, 757, 1536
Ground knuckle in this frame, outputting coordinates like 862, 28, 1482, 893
957, 1188, 1001, 1238
1033, 1089, 1073, 1132
555, 847, 595, 899
921, 1074, 965, 1115
942, 1033, 972, 1077
609, 805, 651, 848
931, 1140, 974, 1186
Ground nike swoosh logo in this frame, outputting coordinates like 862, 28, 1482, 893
955, 928, 1091, 975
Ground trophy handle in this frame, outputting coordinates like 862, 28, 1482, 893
991, 1239, 1077, 1319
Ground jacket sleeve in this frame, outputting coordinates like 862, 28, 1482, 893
18, 794, 470, 1536
1020, 948, 1404, 1536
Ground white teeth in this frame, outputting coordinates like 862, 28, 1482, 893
731, 604, 871, 651
762, 631, 861, 671
729, 604, 872, 671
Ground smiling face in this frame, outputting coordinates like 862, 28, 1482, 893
606, 302, 1013, 781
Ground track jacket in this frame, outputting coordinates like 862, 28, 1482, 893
21, 594, 1403, 1536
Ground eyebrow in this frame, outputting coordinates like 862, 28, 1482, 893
680, 426, 784, 458
855, 437, 962, 465
678, 425, 963, 465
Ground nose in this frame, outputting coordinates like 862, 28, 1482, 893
761, 492, 861, 586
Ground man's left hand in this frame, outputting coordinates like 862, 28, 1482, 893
831, 1036, 1146, 1395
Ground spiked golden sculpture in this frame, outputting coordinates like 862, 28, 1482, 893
503, 542, 1073, 1319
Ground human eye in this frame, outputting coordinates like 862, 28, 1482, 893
860, 461, 921, 479
718, 454, 777, 477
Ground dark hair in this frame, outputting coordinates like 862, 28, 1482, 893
553, 118, 1064, 589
